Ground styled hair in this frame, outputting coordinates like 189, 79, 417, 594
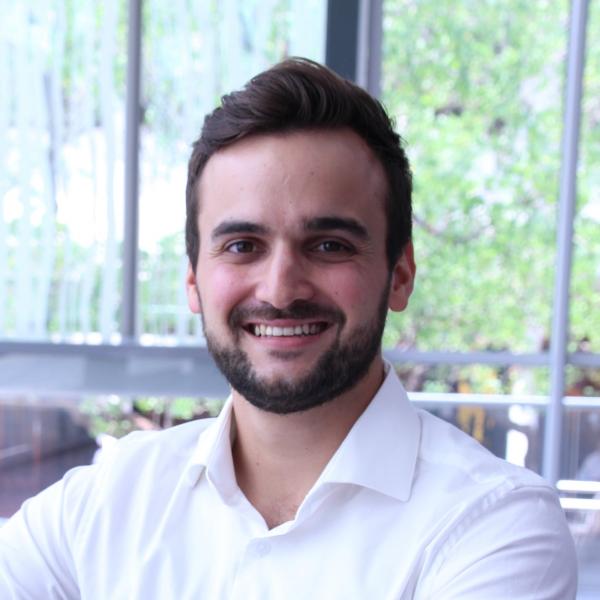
185, 57, 412, 270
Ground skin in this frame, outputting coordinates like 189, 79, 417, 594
186, 128, 415, 528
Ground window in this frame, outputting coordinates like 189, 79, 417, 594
1, 1, 128, 342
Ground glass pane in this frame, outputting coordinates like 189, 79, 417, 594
82, 394, 225, 438
0, 395, 97, 519
0, 392, 225, 519
571, 1, 600, 355
560, 406, 600, 599
562, 406, 600, 480
409, 397, 545, 472
381, 1, 568, 353
138, 0, 327, 343
567, 365, 600, 399
393, 362, 550, 395
0, 1, 127, 342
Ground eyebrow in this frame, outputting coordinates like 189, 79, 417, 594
211, 220, 269, 241
303, 216, 369, 239
210, 216, 370, 241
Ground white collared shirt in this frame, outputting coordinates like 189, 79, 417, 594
0, 367, 577, 599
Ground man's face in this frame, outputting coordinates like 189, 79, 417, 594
187, 128, 414, 413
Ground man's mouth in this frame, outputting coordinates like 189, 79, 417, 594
245, 322, 329, 337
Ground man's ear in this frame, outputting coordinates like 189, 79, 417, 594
185, 262, 202, 314
388, 241, 416, 312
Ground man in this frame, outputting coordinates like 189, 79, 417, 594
0, 58, 576, 598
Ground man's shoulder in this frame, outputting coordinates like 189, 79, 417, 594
111, 416, 216, 455
400, 407, 576, 598
413, 406, 552, 499
98, 416, 217, 477
55, 416, 218, 542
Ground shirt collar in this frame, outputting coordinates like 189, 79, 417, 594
185, 397, 237, 498
316, 362, 420, 501
185, 362, 421, 503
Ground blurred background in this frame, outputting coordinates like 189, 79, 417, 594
0, 0, 598, 596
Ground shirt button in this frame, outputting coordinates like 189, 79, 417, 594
254, 540, 271, 557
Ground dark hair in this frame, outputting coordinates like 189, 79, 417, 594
186, 57, 412, 270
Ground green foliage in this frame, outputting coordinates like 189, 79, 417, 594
81, 396, 136, 439
139, 233, 194, 336
571, 1, 600, 353
382, 0, 598, 357
134, 396, 223, 421
140, 0, 295, 155
61, 0, 129, 118
395, 362, 549, 395
80, 394, 225, 438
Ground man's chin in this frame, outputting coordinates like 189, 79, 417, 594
243, 361, 318, 390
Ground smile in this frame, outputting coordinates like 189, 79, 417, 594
247, 322, 329, 337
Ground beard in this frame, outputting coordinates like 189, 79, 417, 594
201, 285, 390, 415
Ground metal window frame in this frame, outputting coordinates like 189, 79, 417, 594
543, 0, 590, 484
325, 0, 360, 81
2, 341, 599, 406
122, 0, 142, 341
0, 0, 597, 486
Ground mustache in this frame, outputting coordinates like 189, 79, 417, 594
229, 300, 345, 326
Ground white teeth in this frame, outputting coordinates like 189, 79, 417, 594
250, 323, 324, 337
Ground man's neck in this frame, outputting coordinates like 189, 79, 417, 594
231, 358, 386, 529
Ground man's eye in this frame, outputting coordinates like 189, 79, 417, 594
226, 240, 255, 254
316, 240, 350, 253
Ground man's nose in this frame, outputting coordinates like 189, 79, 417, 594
254, 246, 315, 309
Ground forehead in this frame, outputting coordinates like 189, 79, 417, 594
197, 128, 388, 234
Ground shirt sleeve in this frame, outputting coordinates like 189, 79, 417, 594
0, 464, 97, 599
419, 485, 578, 600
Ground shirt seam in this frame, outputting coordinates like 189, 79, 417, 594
424, 481, 556, 586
